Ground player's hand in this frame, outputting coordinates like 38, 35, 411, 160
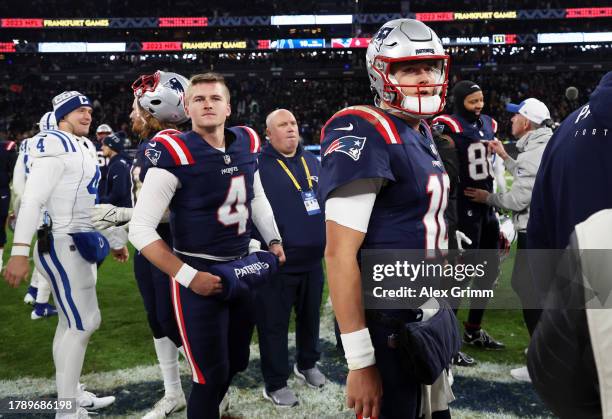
488, 139, 509, 160
499, 232, 511, 259
3, 256, 30, 288
92, 204, 132, 230
268, 243, 286, 265
188, 271, 223, 296
111, 246, 129, 263
7, 212, 16, 232
346, 365, 382, 419
456, 230, 473, 253
464, 187, 489, 204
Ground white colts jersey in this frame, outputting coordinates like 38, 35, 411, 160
29, 130, 100, 233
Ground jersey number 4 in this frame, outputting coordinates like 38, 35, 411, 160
218, 175, 249, 235
87, 167, 101, 197
424, 174, 450, 253
467, 142, 493, 181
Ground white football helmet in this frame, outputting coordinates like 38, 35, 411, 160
366, 19, 450, 119
132, 70, 189, 124
38, 111, 57, 131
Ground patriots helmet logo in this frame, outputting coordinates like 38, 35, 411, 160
373, 26, 394, 51
145, 148, 162, 166
164, 77, 186, 106
324, 136, 367, 161
164, 77, 185, 95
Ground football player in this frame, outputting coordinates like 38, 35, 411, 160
4, 91, 115, 418
16, 111, 58, 319
128, 72, 285, 418
92, 70, 191, 418
319, 19, 456, 419
433, 81, 505, 350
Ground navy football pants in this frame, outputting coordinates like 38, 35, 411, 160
457, 203, 500, 327
367, 313, 421, 419
134, 251, 181, 346
172, 254, 255, 419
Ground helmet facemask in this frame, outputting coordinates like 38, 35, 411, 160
131, 72, 161, 99
372, 55, 450, 119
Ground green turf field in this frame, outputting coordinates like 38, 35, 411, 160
0, 234, 529, 381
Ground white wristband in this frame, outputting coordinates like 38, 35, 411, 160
174, 263, 198, 288
340, 328, 376, 370
11, 245, 30, 257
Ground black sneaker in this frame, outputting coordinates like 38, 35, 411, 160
453, 351, 477, 367
463, 328, 505, 350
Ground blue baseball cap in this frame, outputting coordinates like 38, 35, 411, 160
102, 133, 124, 153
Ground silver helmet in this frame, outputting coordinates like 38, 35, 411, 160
132, 70, 189, 124
366, 19, 450, 119
38, 111, 57, 131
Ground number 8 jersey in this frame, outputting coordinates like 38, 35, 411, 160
432, 113, 498, 194
319, 106, 449, 253
142, 126, 261, 257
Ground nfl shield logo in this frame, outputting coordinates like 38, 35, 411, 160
223, 154, 231, 165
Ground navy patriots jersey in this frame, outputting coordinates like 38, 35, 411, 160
132, 129, 181, 188
93, 140, 109, 197
144, 126, 261, 256
528, 71, 612, 250
319, 105, 449, 252
432, 113, 498, 194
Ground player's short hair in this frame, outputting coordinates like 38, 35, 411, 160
186, 72, 231, 103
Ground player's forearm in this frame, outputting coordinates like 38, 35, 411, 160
140, 239, 185, 281
12, 157, 64, 254
325, 247, 367, 333
325, 221, 376, 370
324, 220, 368, 332
251, 170, 281, 244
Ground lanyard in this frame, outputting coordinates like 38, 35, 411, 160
276, 156, 313, 191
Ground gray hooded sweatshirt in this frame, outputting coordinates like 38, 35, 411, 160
486, 127, 553, 231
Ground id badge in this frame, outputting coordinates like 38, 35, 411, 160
301, 189, 321, 215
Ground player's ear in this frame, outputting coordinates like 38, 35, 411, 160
226, 103, 231, 118
184, 101, 191, 118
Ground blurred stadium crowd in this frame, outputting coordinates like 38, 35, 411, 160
0, 0, 610, 145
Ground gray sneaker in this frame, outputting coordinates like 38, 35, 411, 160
263, 387, 299, 407
294, 364, 326, 388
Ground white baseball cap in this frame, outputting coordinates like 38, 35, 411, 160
506, 98, 551, 124
96, 124, 113, 134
